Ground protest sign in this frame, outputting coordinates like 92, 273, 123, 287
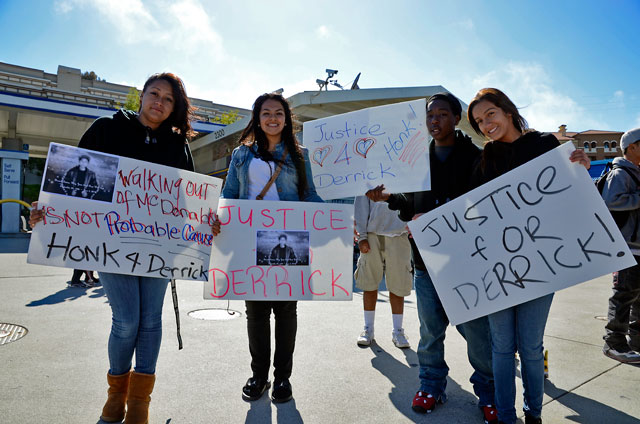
303, 99, 430, 199
204, 199, 354, 300
27, 143, 222, 281
408, 142, 636, 325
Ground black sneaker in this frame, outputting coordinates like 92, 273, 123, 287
603, 344, 640, 363
271, 379, 292, 403
242, 377, 270, 401
524, 414, 542, 424
67, 280, 86, 288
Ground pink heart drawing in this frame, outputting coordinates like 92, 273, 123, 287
353, 137, 376, 158
312, 146, 332, 167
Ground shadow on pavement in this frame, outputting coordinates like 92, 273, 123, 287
25, 285, 106, 307
274, 398, 303, 424
544, 378, 640, 423
244, 394, 272, 424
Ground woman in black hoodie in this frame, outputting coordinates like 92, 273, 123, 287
30, 73, 194, 424
468, 88, 589, 424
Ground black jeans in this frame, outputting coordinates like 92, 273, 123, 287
71, 269, 84, 283
604, 258, 640, 349
245, 300, 297, 381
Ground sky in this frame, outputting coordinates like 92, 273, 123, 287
1, 0, 639, 133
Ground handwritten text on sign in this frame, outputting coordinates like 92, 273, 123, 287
408, 142, 635, 325
204, 199, 354, 300
303, 99, 430, 200
27, 143, 222, 280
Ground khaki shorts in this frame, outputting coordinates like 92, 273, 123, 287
354, 233, 413, 297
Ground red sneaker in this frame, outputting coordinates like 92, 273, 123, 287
481, 404, 498, 424
412, 391, 442, 414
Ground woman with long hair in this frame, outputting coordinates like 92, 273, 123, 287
467, 88, 589, 424
30, 73, 195, 424
215, 92, 322, 403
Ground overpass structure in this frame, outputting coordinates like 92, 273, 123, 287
192, 85, 483, 176
0, 62, 248, 158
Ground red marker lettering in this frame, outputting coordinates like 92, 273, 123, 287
312, 210, 327, 230
208, 268, 229, 298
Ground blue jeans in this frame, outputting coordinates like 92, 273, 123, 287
99, 272, 169, 375
488, 294, 554, 424
414, 268, 494, 405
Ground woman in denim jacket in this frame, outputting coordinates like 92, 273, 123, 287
216, 92, 322, 404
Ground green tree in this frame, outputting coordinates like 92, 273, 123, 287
123, 87, 140, 111
211, 110, 240, 125
81, 71, 102, 81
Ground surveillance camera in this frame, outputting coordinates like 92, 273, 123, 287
326, 69, 338, 77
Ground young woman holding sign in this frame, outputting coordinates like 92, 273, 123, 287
30, 73, 195, 423
468, 88, 590, 424
214, 92, 322, 403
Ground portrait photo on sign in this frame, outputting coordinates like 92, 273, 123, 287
256, 230, 310, 266
41, 143, 119, 202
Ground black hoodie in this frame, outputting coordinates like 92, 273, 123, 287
386, 130, 481, 270
78, 109, 194, 171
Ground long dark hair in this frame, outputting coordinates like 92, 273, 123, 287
467, 88, 528, 176
141, 73, 196, 139
238, 93, 307, 200
467, 88, 528, 136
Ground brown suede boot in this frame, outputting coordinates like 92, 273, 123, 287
100, 371, 131, 422
124, 372, 155, 424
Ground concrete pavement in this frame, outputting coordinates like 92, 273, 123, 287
1, 253, 639, 423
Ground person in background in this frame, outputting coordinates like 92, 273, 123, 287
467, 87, 590, 424
68, 269, 99, 288
30, 72, 195, 424
601, 127, 640, 364
367, 93, 497, 423
353, 194, 412, 349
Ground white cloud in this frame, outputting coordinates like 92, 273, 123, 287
316, 25, 330, 39
56, 0, 224, 59
614, 90, 624, 100
54, 1, 74, 14
470, 62, 607, 132
635, 113, 640, 128
167, 0, 225, 58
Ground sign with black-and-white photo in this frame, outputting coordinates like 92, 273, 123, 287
28, 143, 222, 281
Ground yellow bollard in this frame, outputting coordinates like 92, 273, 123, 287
544, 349, 549, 379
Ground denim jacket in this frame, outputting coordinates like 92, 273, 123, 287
222, 142, 323, 203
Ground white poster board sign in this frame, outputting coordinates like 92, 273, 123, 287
303, 99, 430, 200
27, 143, 222, 281
408, 142, 635, 325
204, 199, 354, 300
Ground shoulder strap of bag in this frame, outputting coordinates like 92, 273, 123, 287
256, 147, 288, 200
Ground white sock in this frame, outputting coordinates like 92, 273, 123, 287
392, 314, 403, 333
364, 310, 375, 333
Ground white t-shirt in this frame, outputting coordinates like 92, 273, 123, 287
248, 157, 280, 200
